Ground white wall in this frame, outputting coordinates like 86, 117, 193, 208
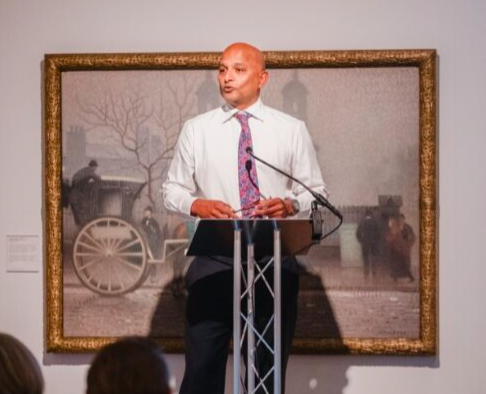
1, 0, 485, 393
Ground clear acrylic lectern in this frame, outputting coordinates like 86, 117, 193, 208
187, 219, 313, 394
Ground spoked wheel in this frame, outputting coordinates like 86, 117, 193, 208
72, 217, 147, 296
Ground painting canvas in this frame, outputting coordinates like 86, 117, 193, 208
45, 50, 437, 354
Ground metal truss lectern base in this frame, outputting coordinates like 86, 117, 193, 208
187, 219, 312, 394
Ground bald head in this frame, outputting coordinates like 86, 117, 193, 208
218, 43, 269, 110
221, 43, 266, 71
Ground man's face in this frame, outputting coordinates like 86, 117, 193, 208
144, 209, 152, 219
218, 45, 268, 110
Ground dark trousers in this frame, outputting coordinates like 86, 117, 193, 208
179, 267, 299, 394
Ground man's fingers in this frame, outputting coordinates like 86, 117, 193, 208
191, 199, 237, 218
254, 198, 287, 218
211, 209, 228, 219
255, 198, 279, 211
268, 207, 286, 218
215, 202, 236, 218
265, 203, 284, 214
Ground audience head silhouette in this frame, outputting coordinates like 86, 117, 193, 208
0, 333, 44, 394
87, 337, 171, 394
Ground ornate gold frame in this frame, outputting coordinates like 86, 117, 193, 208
45, 49, 437, 354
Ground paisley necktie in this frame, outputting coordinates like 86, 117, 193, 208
235, 112, 260, 217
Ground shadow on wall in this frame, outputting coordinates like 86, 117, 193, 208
284, 270, 438, 394
286, 269, 350, 394
147, 265, 351, 394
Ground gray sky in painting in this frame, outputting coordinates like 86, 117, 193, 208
62, 67, 419, 213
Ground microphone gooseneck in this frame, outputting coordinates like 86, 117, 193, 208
246, 148, 343, 221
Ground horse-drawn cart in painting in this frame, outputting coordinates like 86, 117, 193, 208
66, 175, 188, 296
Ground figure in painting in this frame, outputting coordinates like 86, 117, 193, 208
386, 215, 415, 283
69, 159, 101, 226
140, 206, 163, 259
356, 208, 380, 280
398, 213, 416, 281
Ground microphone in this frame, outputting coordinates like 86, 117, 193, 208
245, 147, 343, 221
245, 159, 267, 199
245, 160, 259, 192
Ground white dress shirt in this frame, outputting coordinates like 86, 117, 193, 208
162, 98, 328, 217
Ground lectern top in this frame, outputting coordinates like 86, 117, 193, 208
186, 219, 312, 259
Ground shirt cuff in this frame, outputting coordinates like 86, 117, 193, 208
181, 196, 199, 217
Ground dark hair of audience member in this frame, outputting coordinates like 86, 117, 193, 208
0, 333, 44, 394
87, 337, 171, 394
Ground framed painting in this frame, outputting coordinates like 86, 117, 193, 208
45, 49, 437, 354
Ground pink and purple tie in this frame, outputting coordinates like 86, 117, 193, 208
235, 112, 260, 217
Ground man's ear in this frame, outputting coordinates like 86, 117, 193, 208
259, 70, 269, 89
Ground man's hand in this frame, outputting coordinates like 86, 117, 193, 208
253, 198, 294, 218
190, 199, 236, 219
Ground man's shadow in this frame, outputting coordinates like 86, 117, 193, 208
148, 262, 350, 394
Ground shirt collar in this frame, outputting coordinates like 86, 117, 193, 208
220, 97, 265, 123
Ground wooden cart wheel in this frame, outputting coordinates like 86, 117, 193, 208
72, 217, 147, 295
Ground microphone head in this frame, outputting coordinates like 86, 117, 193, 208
245, 160, 252, 171
246, 146, 253, 154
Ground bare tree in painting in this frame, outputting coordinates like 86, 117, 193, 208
79, 75, 197, 208
155, 76, 196, 140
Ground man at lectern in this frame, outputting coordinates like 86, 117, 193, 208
163, 42, 327, 394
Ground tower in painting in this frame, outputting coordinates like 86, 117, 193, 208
282, 70, 308, 123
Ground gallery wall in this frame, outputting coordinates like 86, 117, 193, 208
1, 0, 485, 393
